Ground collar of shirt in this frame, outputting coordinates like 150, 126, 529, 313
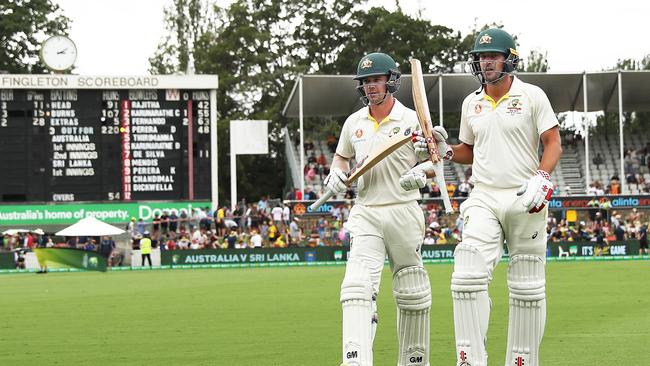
365, 99, 407, 131
478, 75, 523, 110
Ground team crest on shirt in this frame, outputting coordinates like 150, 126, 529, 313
506, 98, 523, 115
404, 127, 411, 136
474, 104, 482, 114
355, 128, 364, 138
389, 126, 401, 137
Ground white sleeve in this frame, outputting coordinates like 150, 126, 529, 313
335, 116, 355, 159
532, 86, 559, 134
458, 96, 474, 145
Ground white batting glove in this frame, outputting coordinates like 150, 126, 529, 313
516, 170, 554, 213
323, 167, 348, 195
399, 161, 434, 191
412, 126, 453, 162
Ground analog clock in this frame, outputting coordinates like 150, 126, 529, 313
40, 35, 77, 71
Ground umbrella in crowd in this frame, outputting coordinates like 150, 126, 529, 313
2, 229, 30, 236
55, 217, 125, 237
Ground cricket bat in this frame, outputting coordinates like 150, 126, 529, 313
410, 58, 454, 214
309, 132, 412, 211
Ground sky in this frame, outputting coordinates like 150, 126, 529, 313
55, 0, 648, 75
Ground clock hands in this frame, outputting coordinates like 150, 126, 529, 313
57, 48, 68, 55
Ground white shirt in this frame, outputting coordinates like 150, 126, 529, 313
290, 221, 300, 237
459, 76, 559, 189
191, 229, 202, 243
271, 207, 283, 221
282, 206, 290, 221
251, 234, 263, 248
458, 181, 471, 194
336, 99, 420, 205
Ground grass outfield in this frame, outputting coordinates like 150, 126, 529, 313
0, 260, 649, 365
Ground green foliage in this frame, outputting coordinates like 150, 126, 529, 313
0, 0, 70, 73
614, 55, 650, 71
525, 49, 549, 72
328, 8, 464, 74
594, 54, 650, 135
149, 1, 504, 201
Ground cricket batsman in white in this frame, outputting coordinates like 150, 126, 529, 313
401, 28, 562, 366
324, 52, 431, 366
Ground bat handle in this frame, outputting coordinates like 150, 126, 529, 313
425, 138, 440, 163
309, 189, 335, 211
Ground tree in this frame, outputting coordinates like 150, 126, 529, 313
151, 0, 478, 202
0, 0, 70, 73
525, 49, 549, 72
333, 7, 464, 74
148, 0, 216, 74
593, 54, 650, 136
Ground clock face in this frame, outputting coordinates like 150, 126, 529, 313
41, 35, 77, 71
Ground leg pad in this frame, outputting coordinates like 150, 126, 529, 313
341, 258, 374, 366
451, 244, 490, 366
393, 266, 431, 366
506, 255, 546, 366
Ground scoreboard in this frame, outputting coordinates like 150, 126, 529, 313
0, 75, 218, 205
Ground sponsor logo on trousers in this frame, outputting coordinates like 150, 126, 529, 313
409, 355, 423, 363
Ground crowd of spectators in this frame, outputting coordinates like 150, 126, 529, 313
590, 143, 650, 194
127, 200, 318, 251
547, 208, 648, 255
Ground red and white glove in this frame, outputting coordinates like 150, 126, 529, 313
412, 126, 454, 162
516, 170, 553, 214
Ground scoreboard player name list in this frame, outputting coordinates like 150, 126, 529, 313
121, 91, 183, 200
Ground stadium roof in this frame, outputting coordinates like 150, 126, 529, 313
282, 70, 650, 118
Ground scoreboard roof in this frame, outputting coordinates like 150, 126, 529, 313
0, 75, 219, 90
282, 70, 650, 117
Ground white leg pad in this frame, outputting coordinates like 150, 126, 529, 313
451, 244, 490, 366
341, 258, 374, 366
506, 255, 546, 366
393, 266, 431, 366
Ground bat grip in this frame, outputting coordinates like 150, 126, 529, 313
309, 189, 335, 211
424, 135, 440, 163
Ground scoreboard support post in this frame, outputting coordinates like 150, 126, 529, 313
210, 89, 218, 211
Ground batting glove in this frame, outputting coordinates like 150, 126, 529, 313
516, 170, 554, 213
399, 161, 434, 191
323, 167, 348, 195
412, 126, 453, 162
